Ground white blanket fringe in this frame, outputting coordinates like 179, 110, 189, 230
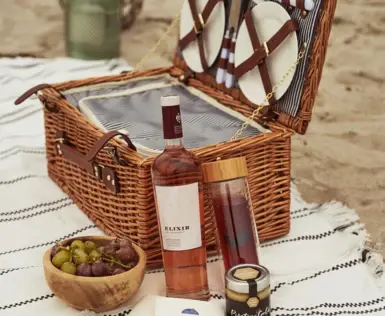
0, 58, 384, 316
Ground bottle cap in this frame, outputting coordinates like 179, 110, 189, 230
161, 95, 180, 107
201, 156, 248, 183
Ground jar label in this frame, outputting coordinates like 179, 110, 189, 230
226, 296, 271, 316
155, 183, 202, 251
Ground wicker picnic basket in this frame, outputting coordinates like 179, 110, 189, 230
15, 0, 337, 266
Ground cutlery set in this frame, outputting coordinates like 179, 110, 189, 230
216, 0, 247, 87
179, 0, 315, 103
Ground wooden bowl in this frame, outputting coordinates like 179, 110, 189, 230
43, 235, 146, 313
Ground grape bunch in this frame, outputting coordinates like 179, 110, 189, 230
50, 238, 138, 277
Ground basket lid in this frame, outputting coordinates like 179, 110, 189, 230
172, 0, 337, 135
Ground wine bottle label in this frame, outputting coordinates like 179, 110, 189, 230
162, 104, 183, 139
155, 182, 202, 251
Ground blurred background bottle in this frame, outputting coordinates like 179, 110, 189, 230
61, 0, 121, 60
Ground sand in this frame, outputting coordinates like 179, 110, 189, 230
0, 0, 384, 252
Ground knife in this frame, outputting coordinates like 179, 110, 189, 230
215, 0, 244, 85
224, 0, 251, 88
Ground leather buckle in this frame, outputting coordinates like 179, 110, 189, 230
104, 146, 116, 158
255, 42, 270, 65
263, 42, 270, 57
193, 14, 205, 34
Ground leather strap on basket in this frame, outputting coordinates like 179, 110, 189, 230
84, 130, 136, 161
234, 12, 299, 105
14, 83, 65, 107
55, 131, 136, 194
179, 0, 222, 72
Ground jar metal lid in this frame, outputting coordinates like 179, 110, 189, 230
225, 264, 270, 294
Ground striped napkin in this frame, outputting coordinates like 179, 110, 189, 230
1, 58, 385, 316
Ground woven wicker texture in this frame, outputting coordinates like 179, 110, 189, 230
39, 67, 292, 266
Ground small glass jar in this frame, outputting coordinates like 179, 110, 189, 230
202, 157, 261, 272
226, 264, 271, 316
61, 0, 121, 60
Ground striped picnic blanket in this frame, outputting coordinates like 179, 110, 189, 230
1, 57, 385, 316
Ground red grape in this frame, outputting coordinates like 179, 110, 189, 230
77, 263, 92, 277
100, 244, 116, 256
92, 260, 109, 277
119, 239, 132, 249
110, 239, 121, 249
116, 246, 136, 264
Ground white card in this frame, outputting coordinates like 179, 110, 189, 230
154, 296, 225, 316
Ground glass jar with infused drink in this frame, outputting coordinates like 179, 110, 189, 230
201, 157, 261, 272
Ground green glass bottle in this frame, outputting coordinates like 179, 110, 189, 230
61, 0, 121, 60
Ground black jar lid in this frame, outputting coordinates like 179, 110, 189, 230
226, 264, 270, 294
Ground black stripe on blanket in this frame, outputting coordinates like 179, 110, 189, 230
0, 105, 38, 120
0, 148, 45, 161
0, 175, 44, 186
0, 146, 42, 156
274, 305, 385, 316
0, 108, 42, 125
0, 133, 45, 144
272, 297, 385, 312
0, 224, 97, 256
271, 259, 361, 294
262, 229, 339, 248
0, 197, 70, 216
0, 266, 38, 276
290, 204, 322, 216
0, 294, 55, 311
103, 310, 132, 316
0, 202, 74, 222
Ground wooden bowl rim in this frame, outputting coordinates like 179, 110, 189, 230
43, 235, 146, 282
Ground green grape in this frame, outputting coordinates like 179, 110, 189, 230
84, 241, 97, 254
61, 262, 76, 275
52, 250, 71, 268
70, 240, 86, 251
89, 249, 101, 262
73, 248, 88, 265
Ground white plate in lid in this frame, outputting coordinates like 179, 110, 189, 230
179, 0, 225, 73
235, 2, 298, 105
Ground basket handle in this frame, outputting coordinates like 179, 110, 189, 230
14, 83, 65, 106
55, 130, 136, 193
85, 130, 136, 160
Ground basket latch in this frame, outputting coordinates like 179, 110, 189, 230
55, 131, 128, 194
